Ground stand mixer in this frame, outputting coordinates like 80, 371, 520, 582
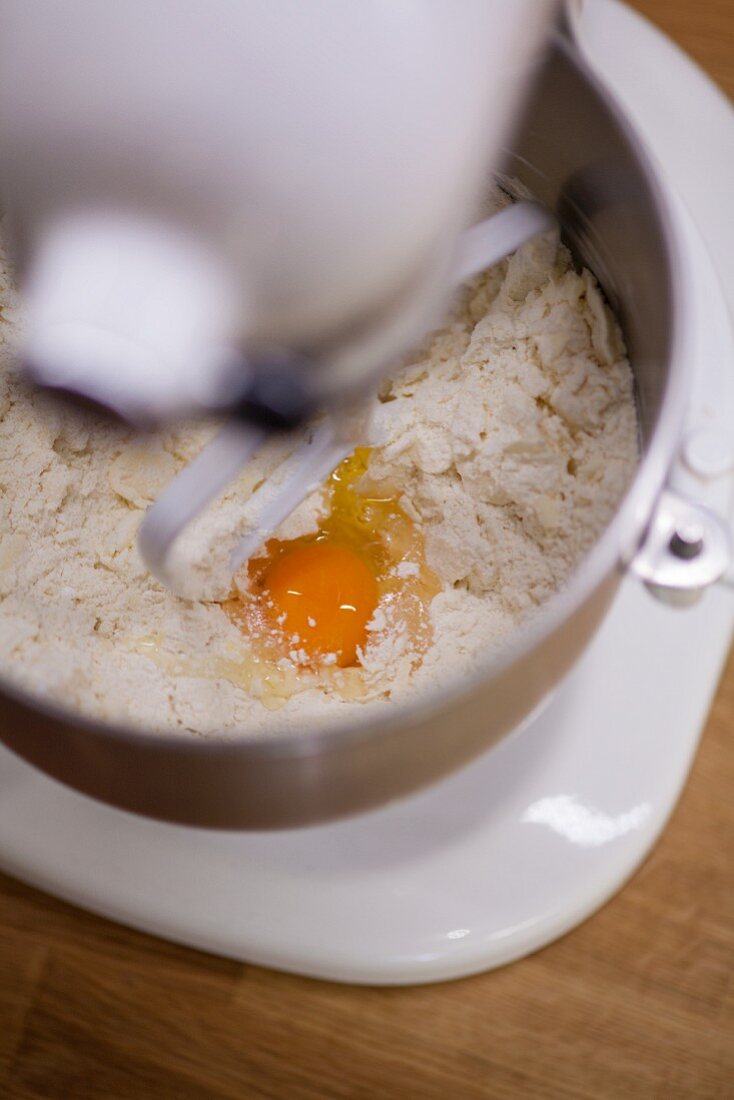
0, 0, 731, 982
0, 0, 556, 593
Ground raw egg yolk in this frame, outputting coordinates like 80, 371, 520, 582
260, 541, 378, 667
224, 447, 441, 692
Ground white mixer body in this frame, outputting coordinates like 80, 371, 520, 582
0, 0, 553, 419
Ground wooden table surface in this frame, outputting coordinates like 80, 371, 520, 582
1, 4, 733, 1098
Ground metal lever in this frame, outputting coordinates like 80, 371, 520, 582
630, 489, 733, 607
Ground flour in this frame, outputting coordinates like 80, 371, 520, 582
0, 204, 638, 736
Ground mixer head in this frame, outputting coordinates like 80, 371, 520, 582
0, 0, 558, 592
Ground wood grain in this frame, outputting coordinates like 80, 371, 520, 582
1, 3, 732, 1098
632, 0, 734, 99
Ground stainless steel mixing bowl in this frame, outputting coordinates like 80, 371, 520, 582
0, 33, 727, 828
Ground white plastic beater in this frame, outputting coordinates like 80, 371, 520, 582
138, 202, 556, 594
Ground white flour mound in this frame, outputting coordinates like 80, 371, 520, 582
0, 204, 638, 737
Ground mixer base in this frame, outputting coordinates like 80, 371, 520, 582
0, 0, 732, 984
0, 580, 731, 984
